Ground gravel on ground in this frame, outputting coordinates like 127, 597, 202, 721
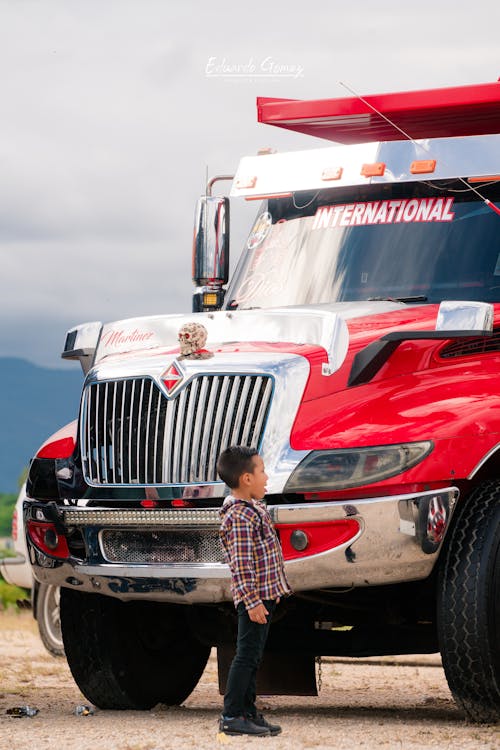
0, 610, 498, 750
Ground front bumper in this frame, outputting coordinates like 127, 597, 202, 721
25, 487, 458, 603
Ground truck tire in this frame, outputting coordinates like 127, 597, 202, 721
60, 589, 210, 710
437, 481, 500, 723
36, 584, 64, 657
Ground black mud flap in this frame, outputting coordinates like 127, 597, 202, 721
217, 646, 317, 696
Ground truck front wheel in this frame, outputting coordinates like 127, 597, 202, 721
60, 589, 210, 710
438, 481, 500, 722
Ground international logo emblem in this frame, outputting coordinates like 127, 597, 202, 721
162, 362, 183, 393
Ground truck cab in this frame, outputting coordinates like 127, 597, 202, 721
24, 80, 500, 721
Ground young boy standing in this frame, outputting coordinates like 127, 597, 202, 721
217, 446, 291, 737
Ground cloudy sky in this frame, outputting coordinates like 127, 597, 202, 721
1, 0, 499, 368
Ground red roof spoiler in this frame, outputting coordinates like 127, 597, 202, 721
257, 81, 500, 144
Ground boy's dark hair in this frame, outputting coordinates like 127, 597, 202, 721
217, 446, 259, 489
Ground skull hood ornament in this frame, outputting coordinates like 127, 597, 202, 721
178, 322, 213, 360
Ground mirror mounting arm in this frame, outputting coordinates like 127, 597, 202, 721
206, 174, 234, 196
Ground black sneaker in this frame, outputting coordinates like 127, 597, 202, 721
249, 713, 282, 736
219, 715, 271, 736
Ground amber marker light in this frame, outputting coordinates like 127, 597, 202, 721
321, 167, 343, 181
361, 162, 386, 177
245, 192, 292, 201
410, 159, 437, 174
235, 176, 257, 189
202, 292, 219, 307
468, 175, 500, 182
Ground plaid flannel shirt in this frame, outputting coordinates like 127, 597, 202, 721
219, 495, 292, 610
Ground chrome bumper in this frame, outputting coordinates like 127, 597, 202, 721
26, 487, 458, 603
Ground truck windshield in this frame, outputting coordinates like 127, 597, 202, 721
225, 181, 500, 309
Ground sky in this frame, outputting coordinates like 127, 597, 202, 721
0, 0, 499, 368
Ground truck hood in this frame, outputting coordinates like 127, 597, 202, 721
80, 301, 498, 493
94, 300, 415, 371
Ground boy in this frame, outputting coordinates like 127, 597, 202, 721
217, 446, 291, 737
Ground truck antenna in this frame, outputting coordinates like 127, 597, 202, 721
338, 80, 500, 218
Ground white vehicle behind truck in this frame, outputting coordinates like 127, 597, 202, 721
0, 485, 63, 656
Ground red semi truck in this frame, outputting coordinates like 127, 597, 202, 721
25, 80, 500, 721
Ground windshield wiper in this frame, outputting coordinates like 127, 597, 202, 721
367, 295, 428, 303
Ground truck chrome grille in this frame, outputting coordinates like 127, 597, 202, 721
81, 374, 273, 485
100, 529, 224, 564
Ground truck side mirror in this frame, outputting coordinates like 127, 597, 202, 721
192, 196, 230, 312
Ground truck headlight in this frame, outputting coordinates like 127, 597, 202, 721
284, 441, 433, 492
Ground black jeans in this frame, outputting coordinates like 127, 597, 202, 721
223, 599, 276, 718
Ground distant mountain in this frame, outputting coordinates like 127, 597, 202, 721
0, 358, 83, 492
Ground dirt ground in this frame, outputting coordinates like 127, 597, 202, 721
0, 611, 498, 750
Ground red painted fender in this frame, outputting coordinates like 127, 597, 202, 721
36, 421, 78, 459
291, 363, 500, 484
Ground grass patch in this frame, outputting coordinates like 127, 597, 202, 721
0, 546, 16, 559
0, 577, 29, 610
0, 492, 16, 537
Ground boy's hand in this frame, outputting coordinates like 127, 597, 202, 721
248, 603, 269, 624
